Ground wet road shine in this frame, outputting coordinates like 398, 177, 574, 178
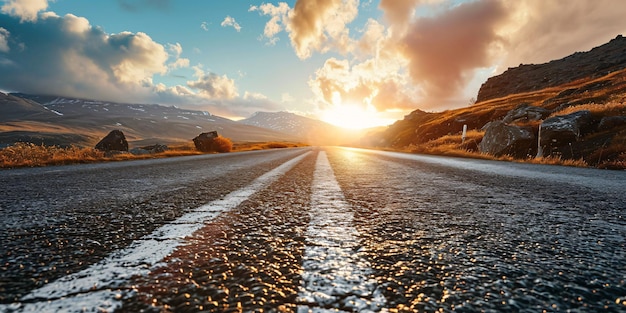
1, 147, 625, 312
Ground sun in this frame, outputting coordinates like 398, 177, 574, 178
320, 103, 393, 130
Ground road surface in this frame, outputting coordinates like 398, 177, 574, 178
1, 147, 624, 312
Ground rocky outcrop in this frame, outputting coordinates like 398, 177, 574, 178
193, 131, 219, 152
538, 111, 595, 157
477, 35, 626, 102
502, 103, 551, 124
479, 121, 536, 158
95, 130, 128, 152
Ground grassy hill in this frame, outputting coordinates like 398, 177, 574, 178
366, 63, 626, 169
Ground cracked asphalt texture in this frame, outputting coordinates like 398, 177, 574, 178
1, 147, 625, 312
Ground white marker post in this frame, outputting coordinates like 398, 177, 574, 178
462, 124, 467, 144
536, 123, 543, 158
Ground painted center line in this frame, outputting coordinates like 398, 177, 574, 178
298, 151, 386, 312
4, 151, 310, 313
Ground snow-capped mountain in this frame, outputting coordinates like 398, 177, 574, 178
0, 93, 300, 147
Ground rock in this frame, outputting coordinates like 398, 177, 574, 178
503, 103, 551, 124
130, 144, 168, 155
538, 110, 595, 157
193, 131, 219, 152
129, 148, 150, 155
598, 116, 626, 131
95, 130, 128, 152
140, 144, 168, 153
479, 121, 536, 158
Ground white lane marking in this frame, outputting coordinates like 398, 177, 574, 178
4, 152, 310, 313
298, 151, 386, 312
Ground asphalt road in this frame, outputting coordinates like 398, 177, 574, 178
0, 147, 624, 312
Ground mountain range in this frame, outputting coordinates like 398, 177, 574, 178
0, 93, 350, 148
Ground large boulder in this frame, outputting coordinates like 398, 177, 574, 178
95, 130, 128, 152
538, 110, 595, 157
503, 103, 551, 124
479, 121, 536, 158
193, 131, 219, 152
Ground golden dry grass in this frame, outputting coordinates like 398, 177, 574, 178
550, 99, 626, 118
400, 129, 594, 167
403, 130, 487, 159
526, 156, 589, 167
232, 141, 307, 151
0, 139, 308, 168
0, 143, 105, 167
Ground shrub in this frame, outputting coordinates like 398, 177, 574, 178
211, 136, 233, 153
266, 143, 288, 149
0, 143, 104, 168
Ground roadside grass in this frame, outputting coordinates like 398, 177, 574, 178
0, 140, 308, 168
400, 129, 598, 168
404, 130, 485, 159
232, 141, 307, 151
0, 143, 105, 168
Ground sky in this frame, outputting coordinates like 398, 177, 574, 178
1, 0, 625, 129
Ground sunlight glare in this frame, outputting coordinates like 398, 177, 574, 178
321, 103, 391, 130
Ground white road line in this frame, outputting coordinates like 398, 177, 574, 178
3, 151, 310, 313
298, 151, 386, 312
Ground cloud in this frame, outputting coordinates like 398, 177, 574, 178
200, 21, 209, 31
252, 0, 358, 59
497, 0, 626, 71
187, 66, 238, 99
249, 2, 290, 45
252, 0, 626, 115
221, 16, 242, 32
0, 27, 9, 52
401, 0, 507, 102
0, 12, 173, 101
1, 0, 48, 22
378, 0, 419, 35
309, 56, 419, 112
287, 0, 359, 59
166, 42, 189, 69
117, 0, 169, 12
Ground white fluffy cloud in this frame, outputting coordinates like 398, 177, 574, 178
0, 7, 250, 113
0, 11, 172, 101
187, 66, 239, 99
166, 42, 190, 70
249, 2, 290, 45
251, 0, 358, 59
1, 0, 48, 22
221, 16, 242, 32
